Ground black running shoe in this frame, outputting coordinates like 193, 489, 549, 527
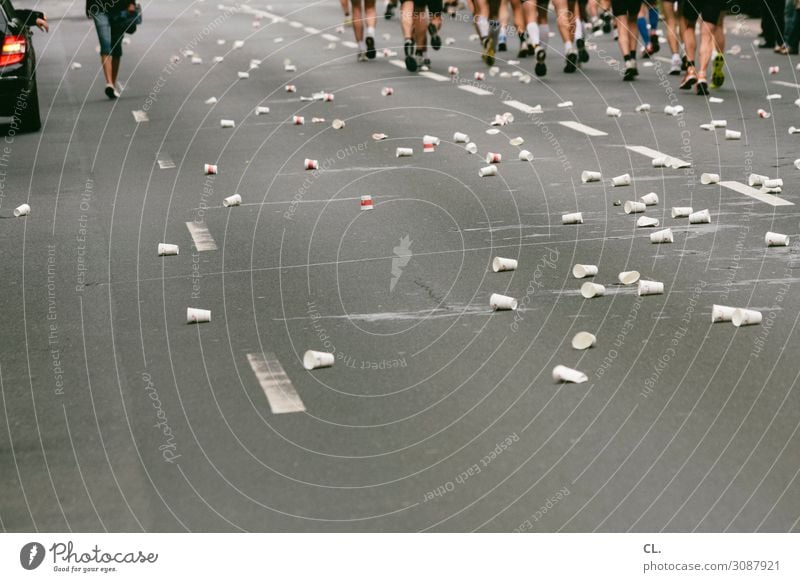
366, 36, 376, 59
623, 67, 636, 81
498, 39, 507, 52
650, 32, 660, 53
105, 84, 117, 99
428, 22, 441, 51
384, 1, 395, 19
517, 45, 528, 58
602, 11, 612, 34
534, 46, 547, 76
564, 51, 578, 73
696, 79, 709, 95
681, 55, 688, 71
577, 38, 589, 63
404, 40, 417, 71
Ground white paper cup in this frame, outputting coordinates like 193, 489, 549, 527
474, 71, 485, 80
765, 231, 789, 246
492, 257, 518, 272
562, 212, 583, 224
204, 97, 218, 105
700, 173, 720, 185
637, 280, 664, 296
618, 270, 640, 285
606, 106, 622, 117
304, 159, 319, 170
637, 216, 660, 227
332, 119, 345, 129
13, 204, 30, 217
237, 71, 250, 79
725, 129, 741, 140
624, 201, 646, 214
518, 150, 533, 162
293, 116, 304, 125
255, 106, 270, 115
711, 119, 727, 127
700, 123, 716, 131
581, 282, 605, 298
187, 307, 211, 323
612, 173, 632, 187
763, 178, 783, 188
303, 350, 335, 370
479, 165, 498, 177
572, 264, 598, 279
485, 152, 502, 164
220, 119, 235, 128
204, 164, 218, 175
465, 142, 478, 154
748, 173, 768, 186
552, 365, 588, 383
689, 209, 711, 224
223, 194, 242, 207
557, 101, 573, 108
509, 137, 524, 146
650, 228, 674, 243
571, 332, 596, 350
423, 134, 440, 146
671, 207, 693, 218
158, 243, 179, 256
711, 304, 736, 323
453, 132, 469, 143
732, 308, 762, 327
790, 126, 800, 134
581, 171, 602, 183
490, 293, 518, 310
651, 157, 668, 168
640, 192, 659, 206
395, 147, 414, 158
636, 103, 651, 112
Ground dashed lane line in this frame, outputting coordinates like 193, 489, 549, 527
247, 353, 306, 414
718, 181, 794, 207
558, 121, 608, 137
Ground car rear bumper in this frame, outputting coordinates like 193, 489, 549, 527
0, 67, 33, 116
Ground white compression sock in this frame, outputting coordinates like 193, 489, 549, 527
526, 22, 540, 45
539, 24, 549, 48
575, 19, 583, 41
366, 26, 375, 38
477, 15, 490, 38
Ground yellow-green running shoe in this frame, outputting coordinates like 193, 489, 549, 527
711, 54, 724, 89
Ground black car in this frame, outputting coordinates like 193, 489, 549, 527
0, 0, 44, 132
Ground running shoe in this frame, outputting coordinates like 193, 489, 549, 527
577, 38, 589, 63
498, 36, 507, 52
404, 40, 417, 71
517, 43, 529, 58
105, 84, 117, 99
681, 55, 688, 71
650, 32, 660, 53
623, 60, 637, 81
421, 55, 431, 71
602, 11, 612, 34
384, 1, 395, 19
429, 22, 441, 51
564, 51, 578, 73
534, 46, 547, 76
696, 77, 709, 95
357, 51, 368, 62
669, 54, 681, 75
710, 54, 724, 88
366, 36, 376, 59
591, 16, 601, 33
679, 69, 696, 89
482, 36, 495, 66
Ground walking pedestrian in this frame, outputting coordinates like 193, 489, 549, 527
86, 0, 137, 99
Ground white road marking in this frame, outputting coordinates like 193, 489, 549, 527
718, 181, 794, 206
389, 59, 406, 69
342, 40, 359, 49
626, 145, 691, 168
132, 110, 149, 123
185, 222, 218, 251
503, 100, 542, 114
420, 71, 450, 82
458, 85, 493, 96
773, 80, 800, 89
558, 121, 608, 137
247, 353, 306, 414
289, 21, 304, 28
304, 26, 320, 34
157, 155, 175, 170
321, 33, 339, 42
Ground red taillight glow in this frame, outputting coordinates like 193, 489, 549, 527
0, 35, 26, 67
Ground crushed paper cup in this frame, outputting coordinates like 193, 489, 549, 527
732, 308, 762, 327
762, 186, 782, 194
758, 109, 771, 119
311, 117, 325, 124
618, 271, 640, 285
519, 74, 532, 84
518, 150, 533, 162
448, 66, 459, 75
571, 332, 596, 350
445, 37, 455, 45
637, 216, 660, 227
158, 243, 179, 256
332, 119, 345, 129
490, 293, 517, 310
581, 282, 605, 298
485, 152, 502, 164
284, 64, 297, 72
303, 350, 334, 370
13, 204, 30, 217
581, 171, 601, 183
237, 71, 250, 79
635, 104, 651, 112
232, 40, 245, 49
795, 159, 800, 169
372, 133, 387, 141
606, 106, 622, 117
709, 96, 724, 103
652, 157, 669, 168
220, 119, 235, 128
763, 178, 783, 188
700, 173, 720, 185
490, 115, 506, 127
453, 132, 469, 143
557, 101, 573, 108
509, 137, 524, 146
191, 56, 203, 64
485, 129, 500, 135
748, 173, 769, 187
767, 93, 782, 100
465, 143, 478, 154
637, 280, 664, 296
650, 228, 673, 243
689, 209, 711, 224
304, 159, 319, 170
765, 231, 789, 246
360, 195, 374, 211
381, 87, 394, 96
423, 135, 441, 146
664, 105, 684, 116
572, 264, 598, 278
789, 126, 800, 134
187, 308, 211, 323
769, 65, 780, 74
489, 66, 500, 76
71, 62, 83, 70
293, 116, 305, 125
711, 304, 736, 323
700, 123, 716, 131
624, 201, 646, 214
640, 193, 659, 206
612, 173, 631, 187
552, 365, 588, 384
223, 194, 241, 207
671, 207, 693, 218
212, 56, 224, 63
479, 165, 498, 177
725, 129, 741, 140
285, 84, 296, 92
492, 257, 518, 272
474, 72, 485, 80
255, 106, 270, 115
711, 119, 727, 127
562, 212, 583, 224
204, 164, 218, 175
205, 97, 218, 105
396, 147, 413, 157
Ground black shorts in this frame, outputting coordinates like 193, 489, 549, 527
412, 0, 443, 13
611, 0, 642, 18
679, 0, 724, 23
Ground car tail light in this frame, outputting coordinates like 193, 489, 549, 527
0, 34, 26, 67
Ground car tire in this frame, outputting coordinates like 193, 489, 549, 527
19, 78, 41, 133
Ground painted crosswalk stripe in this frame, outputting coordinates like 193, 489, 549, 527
559, 121, 608, 137
247, 353, 306, 414
773, 80, 800, 89
185, 221, 218, 251
458, 85, 493, 96
304, 26, 320, 34
718, 181, 794, 206
503, 100, 542, 115
289, 21, 303, 28
420, 71, 450, 82
626, 145, 691, 168
321, 33, 339, 42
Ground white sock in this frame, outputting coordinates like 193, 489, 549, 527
575, 19, 583, 41
359, 40, 366, 51
477, 16, 490, 38
564, 40, 573, 53
366, 26, 375, 38
526, 22, 540, 45
539, 24, 549, 48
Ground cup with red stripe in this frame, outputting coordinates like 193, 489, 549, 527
758, 109, 771, 118
423, 143, 435, 153
312, 117, 325, 123
360, 195, 374, 211
322, 93, 334, 102
285, 84, 296, 92
204, 164, 218, 175
769, 65, 779, 75
381, 87, 394, 96
474, 72, 485, 80
293, 116, 305, 125
304, 159, 319, 170
448, 66, 459, 75
485, 152, 502, 164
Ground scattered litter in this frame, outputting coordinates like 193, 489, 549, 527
312, 117, 325, 123
606, 106, 622, 117
423, 135, 441, 146
372, 133, 387, 140
581, 282, 605, 298
490, 293, 517, 310
664, 104, 684, 116
624, 201, 646, 214
220, 119, 235, 128
448, 66, 459, 75
635, 103, 650, 112
637, 280, 664, 296
689, 209, 711, 224
562, 212, 583, 224
445, 37, 455, 45
732, 308, 762, 327
640, 192, 659, 205
766, 93, 781, 100
700, 173, 719, 185
581, 171, 601, 183
485, 152, 502, 164
465, 143, 478, 154
132, 110, 149, 123
396, 147, 413, 157
360, 195, 373, 211
479, 165, 498, 177
223, 194, 241, 207
518, 150, 533, 161
725, 129, 741, 140
571, 332, 596, 350
453, 132, 469, 143
553, 365, 588, 383
572, 264, 597, 278
474, 71, 485, 80
650, 228, 673, 243
557, 101, 573, 108
485, 129, 500, 135
492, 257, 518, 272
769, 65, 779, 74
71, 62, 82, 70
237, 71, 250, 79
255, 106, 270, 115
789, 126, 800, 134
204, 164, 218, 175
489, 66, 500, 76
757, 108, 771, 118
709, 96, 724, 103
509, 137, 524, 146
612, 173, 631, 187
158, 244, 179, 256
711, 304, 736, 323
637, 216, 659, 227
303, 350, 334, 370
285, 84, 296, 92
332, 119, 345, 129
293, 116, 304, 125
671, 207, 693, 218
381, 87, 394, 96
187, 308, 211, 323
13, 204, 30, 217
191, 56, 203, 64
763, 178, 783, 188
618, 271, 640, 285
213, 56, 224, 63
700, 123, 716, 131
765, 231, 789, 246
304, 159, 319, 170
711, 119, 727, 127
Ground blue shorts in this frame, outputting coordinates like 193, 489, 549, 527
92, 12, 125, 57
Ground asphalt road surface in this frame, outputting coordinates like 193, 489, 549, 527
1, 0, 799, 533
